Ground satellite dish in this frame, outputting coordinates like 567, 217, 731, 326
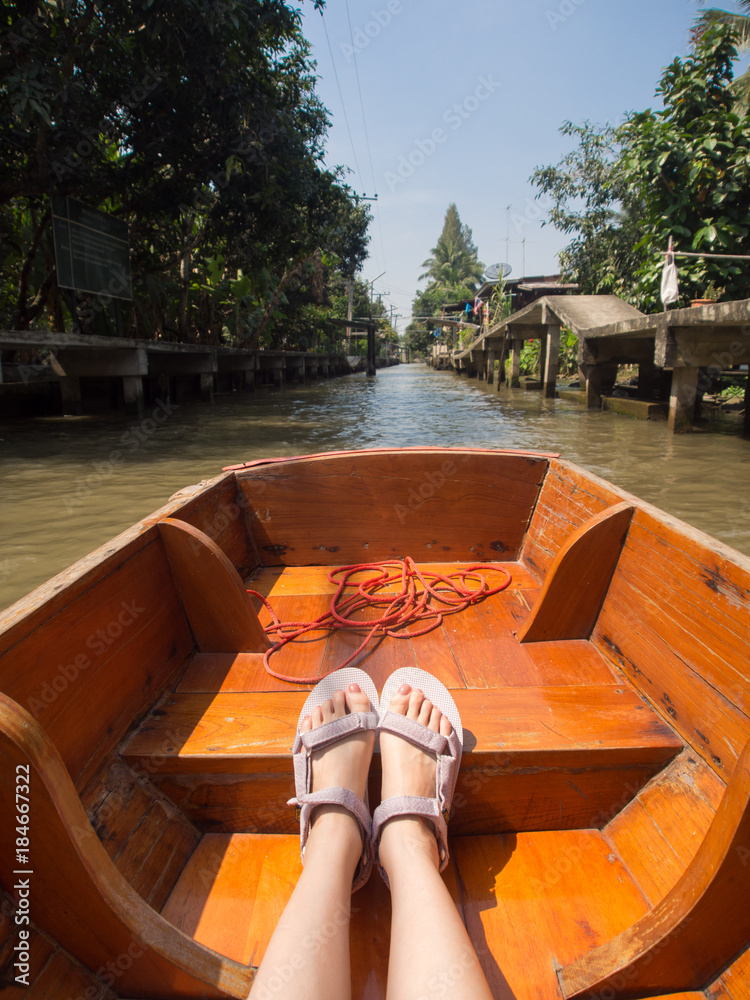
485, 263, 512, 282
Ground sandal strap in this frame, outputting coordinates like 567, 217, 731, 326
293, 711, 378, 754
378, 711, 448, 754
372, 796, 449, 885
288, 787, 373, 892
289, 787, 373, 841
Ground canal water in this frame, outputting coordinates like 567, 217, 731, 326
2, 363, 749, 611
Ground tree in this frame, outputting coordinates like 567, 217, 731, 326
531, 122, 643, 299
694, 1, 750, 107
533, 23, 750, 311
0, 0, 369, 346
419, 204, 484, 292
618, 22, 750, 308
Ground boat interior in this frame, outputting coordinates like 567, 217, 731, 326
0, 448, 748, 1000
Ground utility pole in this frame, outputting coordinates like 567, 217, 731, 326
367, 271, 385, 377
346, 278, 354, 352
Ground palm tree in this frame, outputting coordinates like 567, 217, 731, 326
419, 204, 484, 292
694, 1, 750, 108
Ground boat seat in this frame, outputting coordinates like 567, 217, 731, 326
158, 517, 271, 654
121, 675, 682, 836
518, 501, 634, 642
560, 736, 750, 998
0, 693, 256, 999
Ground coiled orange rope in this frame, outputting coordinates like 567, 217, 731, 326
247, 557, 512, 685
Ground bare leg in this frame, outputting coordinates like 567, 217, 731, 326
250, 684, 375, 1000
379, 685, 493, 1000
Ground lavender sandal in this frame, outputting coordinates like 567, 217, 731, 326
288, 667, 380, 892
372, 668, 464, 887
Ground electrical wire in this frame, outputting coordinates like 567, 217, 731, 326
319, 8, 365, 194
343, 0, 389, 276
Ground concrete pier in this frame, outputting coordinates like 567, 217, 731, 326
445, 295, 750, 436
0, 331, 359, 418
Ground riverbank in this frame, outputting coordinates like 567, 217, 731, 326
2, 363, 749, 610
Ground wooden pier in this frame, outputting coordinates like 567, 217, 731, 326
436, 295, 750, 434
0, 331, 366, 418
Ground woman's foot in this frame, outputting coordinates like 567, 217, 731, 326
300, 684, 375, 869
378, 684, 452, 878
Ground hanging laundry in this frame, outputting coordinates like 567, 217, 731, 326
661, 241, 680, 308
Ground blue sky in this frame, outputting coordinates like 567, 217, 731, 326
296, 1, 748, 330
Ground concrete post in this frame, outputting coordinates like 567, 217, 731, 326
543, 323, 561, 399
638, 357, 656, 400
122, 375, 145, 419
59, 377, 82, 416
498, 338, 507, 388
199, 372, 214, 403
584, 365, 603, 409
510, 339, 522, 387
669, 366, 699, 433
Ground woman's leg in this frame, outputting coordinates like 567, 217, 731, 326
378, 684, 493, 1000
250, 684, 375, 1000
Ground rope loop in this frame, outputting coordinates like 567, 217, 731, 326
248, 557, 512, 685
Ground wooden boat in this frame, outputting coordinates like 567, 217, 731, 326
0, 446, 748, 999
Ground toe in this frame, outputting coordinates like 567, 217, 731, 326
439, 713, 452, 738
428, 704, 442, 732
331, 689, 348, 718
406, 688, 425, 721
417, 697, 433, 727
311, 704, 325, 728
345, 682, 371, 715
388, 683, 412, 716
300, 714, 312, 734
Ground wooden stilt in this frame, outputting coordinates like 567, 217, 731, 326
487, 349, 496, 385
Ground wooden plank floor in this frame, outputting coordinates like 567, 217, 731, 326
160, 830, 656, 1000
241, 563, 619, 691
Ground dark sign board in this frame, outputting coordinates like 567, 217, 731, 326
51, 196, 132, 300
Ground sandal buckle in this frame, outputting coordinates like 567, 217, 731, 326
443, 808, 450, 824
295, 806, 301, 822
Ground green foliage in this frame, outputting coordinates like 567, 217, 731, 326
619, 23, 750, 309
693, 2, 750, 109
531, 122, 644, 300
533, 22, 750, 312
514, 327, 578, 378
0, 0, 369, 345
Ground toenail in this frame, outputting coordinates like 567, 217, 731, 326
399, 684, 411, 694
349, 683, 361, 692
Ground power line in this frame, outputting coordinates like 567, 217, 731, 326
344, 0, 388, 276
319, 9, 365, 193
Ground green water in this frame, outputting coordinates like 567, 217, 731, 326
1, 363, 749, 611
